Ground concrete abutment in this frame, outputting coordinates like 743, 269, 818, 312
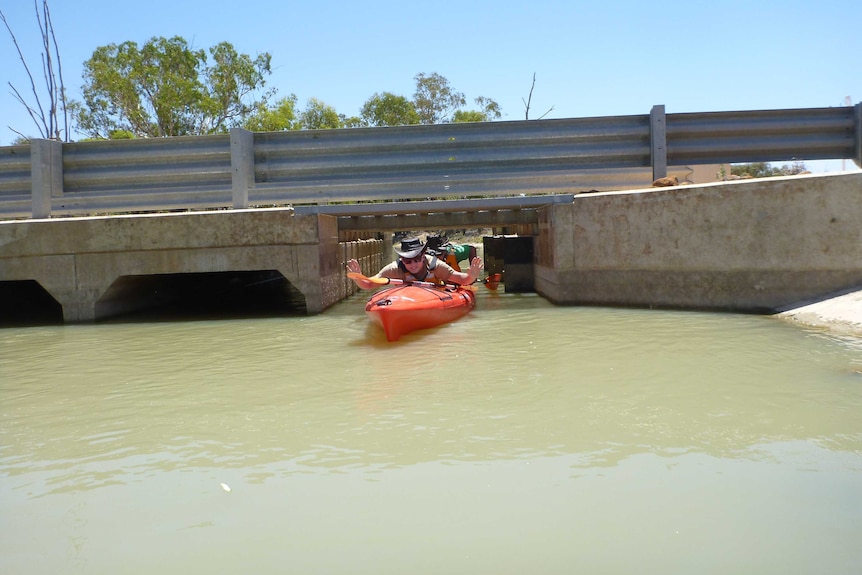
534, 172, 862, 311
0, 208, 377, 323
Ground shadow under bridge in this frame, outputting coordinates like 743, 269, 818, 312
295, 194, 577, 234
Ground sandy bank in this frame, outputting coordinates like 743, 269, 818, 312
777, 290, 862, 338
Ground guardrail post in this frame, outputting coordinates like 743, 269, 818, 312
30, 139, 63, 219
231, 127, 254, 209
854, 103, 862, 169
650, 105, 667, 181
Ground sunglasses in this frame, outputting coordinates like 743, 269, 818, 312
401, 255, 424, 264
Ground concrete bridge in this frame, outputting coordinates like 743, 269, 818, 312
1, 171, 860, 323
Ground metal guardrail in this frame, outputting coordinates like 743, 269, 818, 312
666, 106, 860, 165
0, 104, 859, 220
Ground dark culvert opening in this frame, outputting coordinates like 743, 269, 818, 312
0, 280, 64, 327
96, 270, 307, 322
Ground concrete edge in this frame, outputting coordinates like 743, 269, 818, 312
776, 290, 862, 339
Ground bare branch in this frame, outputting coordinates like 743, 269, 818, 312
1, 8, 48, 137
522, 73, 554, 121
536, 105, 555, 120
43, 0, 68, 139
8, 82, 43, 130
9, 126, 29, 142
1, 0, 70, 140
522, 73, 537, 120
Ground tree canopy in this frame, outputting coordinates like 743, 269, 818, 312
76, 36, 274, 138
8, 8, 505, 140
413, 72, 466, 125
72, 37, 499, 136
360, 92, 421, 127
730, 161, 808, 178
244, 95, 299, 132
454, 96, 502, 123
299, 97, 342, 130
356, 76, 501, 128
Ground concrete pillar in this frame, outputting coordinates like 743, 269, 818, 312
60, 291, 101, 322
854, 103, 862, 168
230, 128, 254, 209
289, 245, 323, 313
650, 105, 667, 181
15, 257, 104, 323
30, 139, 63, 219
533, 203, 576, 302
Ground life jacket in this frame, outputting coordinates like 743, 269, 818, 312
443, 251, 461, 271
429, 242, 464, 271
397, 254, 442, 283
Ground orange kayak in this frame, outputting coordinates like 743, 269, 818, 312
365, 284, 476, 341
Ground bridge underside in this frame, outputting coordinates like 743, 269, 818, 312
300, 194, 576, 234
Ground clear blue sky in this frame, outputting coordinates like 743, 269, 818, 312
2, 0, 860, 172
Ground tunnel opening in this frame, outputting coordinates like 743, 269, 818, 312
0, 280, 64, 327
96, 270, 307, 322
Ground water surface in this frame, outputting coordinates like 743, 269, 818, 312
2, 290, 861, 574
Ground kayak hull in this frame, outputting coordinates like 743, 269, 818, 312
365, 284, 476, 341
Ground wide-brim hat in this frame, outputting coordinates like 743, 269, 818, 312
394, 237, 426, 258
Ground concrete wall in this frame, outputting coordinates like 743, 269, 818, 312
0, 208, 341, 322
339, 238, 385, 299
535, 172, 862, 312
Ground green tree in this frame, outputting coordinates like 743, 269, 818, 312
109, 129, 134, 139
360, 92, 420, 127
76, 36, 273, 138
299, 97, 342, 130
413, 72, 466, 124
453, 96, 502, 123
411, 72, 501, 125
340, 115, 364, 128
731, 161, 807, 178
244, 95, 299, 132
452, 110, 485, 123
201, 42, 274, 132
775, 161, 808, 175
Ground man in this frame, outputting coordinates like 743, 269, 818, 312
346, 236, 482, 290
425, 234, 478, 272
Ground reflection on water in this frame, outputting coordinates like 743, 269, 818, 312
2, 289, 861, 574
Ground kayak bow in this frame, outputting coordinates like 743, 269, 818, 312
347, 272, 477, 341
365, 284, 475, 341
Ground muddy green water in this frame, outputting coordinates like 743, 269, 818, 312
2, 289, 861, 574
